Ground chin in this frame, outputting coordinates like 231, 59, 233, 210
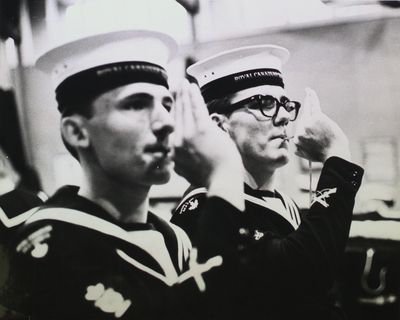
150, 168, 172, 185
269, 151, 290, 168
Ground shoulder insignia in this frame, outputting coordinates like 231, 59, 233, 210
85, 283, 131, 318
179, 197, 199, 214
311, 187, 337, 208
16, 225, 52, 258
188, 198, 199, 211
176, 187, 207, 215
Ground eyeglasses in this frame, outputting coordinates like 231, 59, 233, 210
227, 94, 301, 121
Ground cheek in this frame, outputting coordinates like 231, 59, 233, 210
90, 114, 150, 159
229, 117, 272, 151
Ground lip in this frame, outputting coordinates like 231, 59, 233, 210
271, 133, 288, 140
145, 144, 171, 154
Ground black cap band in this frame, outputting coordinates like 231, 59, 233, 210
201, 68, 284, 103
56, 61, 169, 113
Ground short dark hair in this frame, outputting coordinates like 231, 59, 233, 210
206, 95, 234, 116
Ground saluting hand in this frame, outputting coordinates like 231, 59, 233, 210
172, 80, 243, 188
293, 88, 351, 163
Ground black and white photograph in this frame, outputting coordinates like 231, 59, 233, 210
0, 0, 399, 319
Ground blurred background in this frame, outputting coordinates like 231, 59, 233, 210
0, 0, 400, 319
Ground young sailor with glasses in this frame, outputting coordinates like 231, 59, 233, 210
171, 45, 364, 320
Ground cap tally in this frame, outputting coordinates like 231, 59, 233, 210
187, 45, 290, 103
35, 29, 177, 113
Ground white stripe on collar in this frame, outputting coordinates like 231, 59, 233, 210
25, 207, 180, 280
0, 206, 39, 228
116, 250, 176, 286
169, 223, 192, 271
279, 192, 301, 228
244, 194, 299, 230
123, 230, 178, 280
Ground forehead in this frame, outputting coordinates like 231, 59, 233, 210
114, 82, 172, 100
230, 85, 286, 104
91, 82, 172, 114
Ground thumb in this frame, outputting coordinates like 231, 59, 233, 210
294, 88, 319, 136
303, 87, 322, 116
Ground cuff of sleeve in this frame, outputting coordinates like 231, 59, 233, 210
323, 156, 364, 190
207, 171, 245, 212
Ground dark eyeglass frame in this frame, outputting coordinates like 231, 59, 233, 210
224, 94, 301, 121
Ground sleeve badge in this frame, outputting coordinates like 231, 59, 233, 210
16, 225, 52, 258
85, 283, 132, 318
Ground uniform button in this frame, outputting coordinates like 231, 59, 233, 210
254, 230, 264, 240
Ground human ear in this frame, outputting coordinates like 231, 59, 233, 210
60, 116, 90, 150
210, 113, 230, 132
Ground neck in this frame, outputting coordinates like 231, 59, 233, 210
78, 165, 150, 224
0, 176, 16, 195
243, 162, 276, 191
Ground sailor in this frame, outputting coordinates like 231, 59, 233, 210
171, 45, 364, 320
0, 147, 44, 245
0, 29, 245, 320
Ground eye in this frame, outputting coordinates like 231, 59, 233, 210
122, 98, 152, 110
284, 101, 299, 112
245, 96, 262, 110
162, 98, 174, 112
259, 96, 276, 111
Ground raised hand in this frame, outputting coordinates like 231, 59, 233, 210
173, 80, 243, 188
293, 88, 351, 163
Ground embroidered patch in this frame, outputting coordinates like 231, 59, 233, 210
16, 225, 52, 258
179, 198, 199, 214
311, 188, 337, 208
188, 198, 199, 211
85, 283, 131, 318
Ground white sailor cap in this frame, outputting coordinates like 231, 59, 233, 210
36, 29, 177, 113
187, 45, 290, 103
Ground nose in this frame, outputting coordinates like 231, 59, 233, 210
273, 105, 290, 126
152, 104, 174, 139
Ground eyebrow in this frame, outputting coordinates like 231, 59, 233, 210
120, 92, 173, 102
117, 93, 174, 111
120, 92, 154, 101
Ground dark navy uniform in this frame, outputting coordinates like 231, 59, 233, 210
0, 188, 44, 245
172, 183, 301, 243
0, 186, 224, 320
171, 157, 364, 320
0, 188, 44, 319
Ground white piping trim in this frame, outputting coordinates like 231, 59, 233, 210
116, 249, 176, 286
244, 194, 299, 230
176, 188, 207, 212
169, 224, 192, 271
279, 192, 301, 228
25, 208, 180, 278
0, 206, 39, 228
